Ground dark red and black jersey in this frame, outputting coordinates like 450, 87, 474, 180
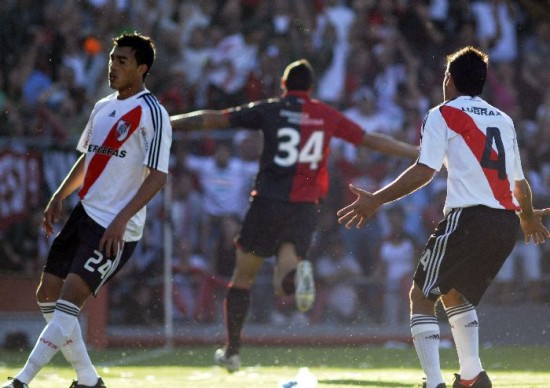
227, 91, 364, 203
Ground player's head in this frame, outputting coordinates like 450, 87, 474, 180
112, 32, 156, 81
444, 46, 488, 99
281, 59, 315, 92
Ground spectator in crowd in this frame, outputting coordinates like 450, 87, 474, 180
0, 208, 47, 275
496, 230, 543, 304
377, 205, 417, 327
316, 237, 363, 324
183, 141, 253, 278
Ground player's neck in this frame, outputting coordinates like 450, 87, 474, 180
117, 84, 145, 100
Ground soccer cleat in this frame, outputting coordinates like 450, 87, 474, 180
1, 378, 29, 388
214, 348, 241, 373
452, 371, 491, 387
295, 260, 315, 312
421, 378, 446, 387
68, 377, 106, 388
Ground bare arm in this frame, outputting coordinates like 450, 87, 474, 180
337, 162, 435, 229
361, 132, 419, 159
100, 168, 168, 257
170, 110, 231, 132
43, 154, 86, 237
514, 179, 550, 244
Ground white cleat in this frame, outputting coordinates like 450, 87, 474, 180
295, 260, 315, 312
214, 348, 241, 373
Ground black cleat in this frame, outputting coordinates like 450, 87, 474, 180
452, 371, 491, 388
1, 378, 29, 388
69, 377, 106, 388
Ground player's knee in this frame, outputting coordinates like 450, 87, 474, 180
409, 283, 436, 315
36, 282, 60, 303
440, 288, 467, 307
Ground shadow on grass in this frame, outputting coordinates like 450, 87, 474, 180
319, 379, 410, 387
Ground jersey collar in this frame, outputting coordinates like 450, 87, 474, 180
283, 90, 311, 100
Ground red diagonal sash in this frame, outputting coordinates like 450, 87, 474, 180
79, 106, 142, 198
440, 105, 516, 209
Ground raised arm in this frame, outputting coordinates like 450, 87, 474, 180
514, 179, 550, 244
170, 110, 231, 132
361, 132, 419, 159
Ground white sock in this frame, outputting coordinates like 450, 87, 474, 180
446, 303, 483, 380
39, 302, 99, 386
411, 314, 445, 388
16, 300, 80, 384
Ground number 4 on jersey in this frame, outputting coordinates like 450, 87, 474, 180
480, 127, 506, 180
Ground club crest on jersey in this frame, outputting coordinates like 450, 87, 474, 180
116, 120, 131, 141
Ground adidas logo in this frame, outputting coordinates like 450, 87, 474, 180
425, 334, 440, 340
465, 320, 479, 328
109, 110, 116, 117
430, 287, 441, 296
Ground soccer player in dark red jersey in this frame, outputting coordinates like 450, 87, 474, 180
338, 46, 550, 388
170, 59, 418, 372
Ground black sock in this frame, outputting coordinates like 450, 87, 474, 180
282, 269, 296, 295
225, 287, 250, 356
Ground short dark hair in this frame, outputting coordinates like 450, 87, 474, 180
446, 46, 488, 96
113, 32, 156, 79
283, 59, 314, 91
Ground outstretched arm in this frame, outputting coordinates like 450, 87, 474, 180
361, 132, 419, 159
337, 162, 435, 229
514, 179, 550, 244
170, 110, 231, 132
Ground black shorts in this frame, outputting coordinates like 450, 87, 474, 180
45, 202, 137, 296
414, 205, 519, 306
236, 196, 319, 258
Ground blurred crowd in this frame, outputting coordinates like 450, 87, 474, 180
1, 0, 550, 327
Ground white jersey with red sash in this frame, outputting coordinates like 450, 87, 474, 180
77, 89, 172, 241
418, 95, 524, 215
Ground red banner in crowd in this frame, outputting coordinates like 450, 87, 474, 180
0, 150, 41, 231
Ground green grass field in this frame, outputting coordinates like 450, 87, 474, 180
1, 345, 550, 387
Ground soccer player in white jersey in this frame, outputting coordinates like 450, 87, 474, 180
337, 46, 550, 388
3, 32, 172, 388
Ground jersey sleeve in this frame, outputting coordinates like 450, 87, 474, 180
77, 115, 93, 154
332, 110, 364, 145
144, 103, 172, 173
417, 108, 447, 171
227, 102, 265, 130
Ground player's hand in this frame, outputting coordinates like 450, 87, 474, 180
337, 184, 382, 229
519, 208, 550, 245
43, 196, 63, 238
99, 216, 127, 258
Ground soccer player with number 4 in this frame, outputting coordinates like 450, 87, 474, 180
337, 46, 550, 388
170, 59, 418, 372
3, 32, 172, 388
